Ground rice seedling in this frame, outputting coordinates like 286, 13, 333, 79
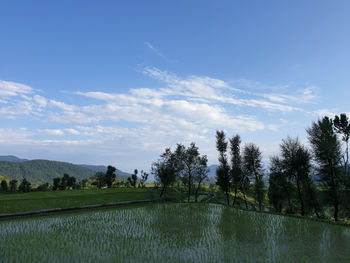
0, 203, 349, 262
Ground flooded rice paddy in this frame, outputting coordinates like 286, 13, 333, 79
0, 203, 349, 262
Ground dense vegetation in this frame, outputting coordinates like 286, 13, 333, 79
1, 203, 349, 262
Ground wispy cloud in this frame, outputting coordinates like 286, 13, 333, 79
0, 68, 320, 171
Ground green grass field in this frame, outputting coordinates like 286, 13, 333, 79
1, 203, 349, 262
0, 188, 152, 214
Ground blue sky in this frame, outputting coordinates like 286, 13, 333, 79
1, 0, 350, 172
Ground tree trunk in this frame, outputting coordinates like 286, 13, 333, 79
296, 178, 305, 216
160, 184, 166, 198
226, 191, 230, 206
334, 196, 339, 221
187, 173, 192, 203
242, 188, 248, 209
195, 180, 203, 203
232, 185, 238, 207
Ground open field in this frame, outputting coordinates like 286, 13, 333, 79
1, 203, 349, 262
0, 188, 151, 214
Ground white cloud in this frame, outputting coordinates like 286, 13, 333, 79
0, 69, 321, 171
0, 80, 33, 97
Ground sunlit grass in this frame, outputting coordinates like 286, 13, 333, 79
1, 203, 349, 262
0, 188, 151, 214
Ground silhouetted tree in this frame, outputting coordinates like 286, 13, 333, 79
215, 130, 231, 206
280, 137, 311, 216
105, 165, 116, 188
138, 170, 149, 188
127, 169, 138, 188
175, 142, 207, 202
307, 116, 343, 221
230, 134, 243, 207
9, 179, 18, 192
1, 180, 8, 192
94, 172, 106, 188
268, 156, 287, 212
194, 156, 208, 202
53, 177, 60, 190
19, 178, 31, 192
243, 143, 265, 211
334, 113, 350, 178
38, 183, 49, 191
152, 148, 179, 197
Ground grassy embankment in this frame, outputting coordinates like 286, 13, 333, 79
0, 188, 153, 214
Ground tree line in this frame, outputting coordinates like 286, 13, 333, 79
153, 113, 350, 221
0, 165, 149, 193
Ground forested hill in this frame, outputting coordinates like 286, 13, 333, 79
0, 160, 96, 185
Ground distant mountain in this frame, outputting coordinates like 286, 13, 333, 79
207, 164, 218, 184
0, 155, 28, 163
0, 156, 131, 185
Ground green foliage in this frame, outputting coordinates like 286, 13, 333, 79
1, 180, 8, 192
243, 143, 265, 211
138, 170, 149, 188
127, 169, 138, 188
18, 178, 31, 192
152, 148, 179, 197
105, 165, 116, 188
174, 142, 208, 202
215, 130, 231, 205
9, 180, 18, 192
307, 116, 343, 220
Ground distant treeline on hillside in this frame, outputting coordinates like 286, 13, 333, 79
0, 158, 130, 185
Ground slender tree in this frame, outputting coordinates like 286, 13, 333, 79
215, 130, 231, 206
138, 170, 149, 188
307, 116, 343, 221
243, 143, 265, 211
194, 155, 208, 202
230, 134, 243, 207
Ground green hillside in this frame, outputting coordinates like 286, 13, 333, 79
0, 160, 95, 185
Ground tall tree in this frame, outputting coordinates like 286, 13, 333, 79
105, 165, 117, 188
138, 170, 149, 188
307, 116, 343, 221
215, 130, 231, 206
1, 180, 8, 192
127, 169, 138, 188
280, 137, 311, 216
243, 143, 265, 211
268, 156, 288, 213
333, 113, 350, 178
230, 134, 243, 207
53, 177, 60, 190
152, 148, 179, 197
193, 155, 208, 202
175, 142, 207, 202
